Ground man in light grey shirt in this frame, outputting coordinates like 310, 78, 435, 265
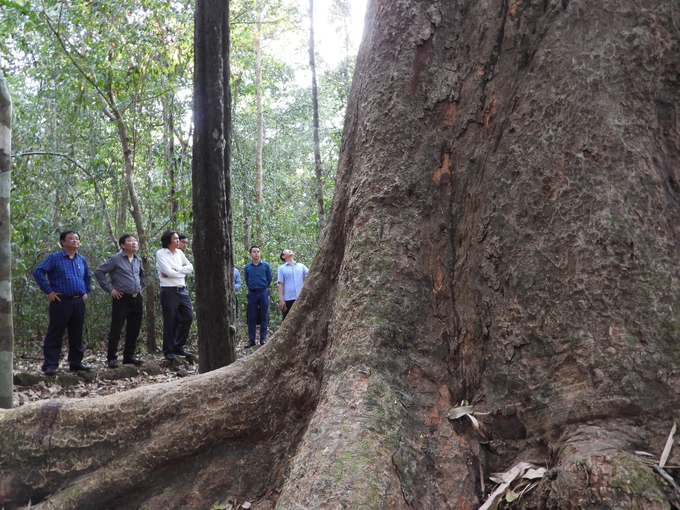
94, 234, 145, 368
277, 249, 308, 321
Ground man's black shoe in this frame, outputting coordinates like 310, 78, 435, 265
165, 352, 177, 360
123, 358, 143, 366
259, 339, 266, 345
70, 363, 92, 372
244, 340, 256, 348
174, 348, 194, 357
44, 367, 57, 376
107, 359, 120, 368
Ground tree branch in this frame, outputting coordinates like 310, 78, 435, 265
40, 13, 115, 115
13, 151, 117, 245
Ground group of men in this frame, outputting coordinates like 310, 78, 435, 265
32, 230, 308, 375
242, 245, 309, 347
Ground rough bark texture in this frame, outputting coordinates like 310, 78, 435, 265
0, 69, 13, 410
2, 0, 680, 508
193, 0, 237, 371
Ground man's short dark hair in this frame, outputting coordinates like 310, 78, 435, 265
161, 230, 178, 249
280, 250, 286, 261
59, 230, 79, 246
119, 233, 137, 248
249, 245, 260, 253
178, 233, 188, 241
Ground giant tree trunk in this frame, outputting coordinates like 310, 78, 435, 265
193, 0, 237, 372
2, 0, 680, 508
0, 70, 13, 409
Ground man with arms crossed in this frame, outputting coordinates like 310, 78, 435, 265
172, 233, 190, 348
33, 230, 92, 375
94, 234, 145, 368
244, 245, 272, 348
156, 230, 194, 360
277, 249, 308, 321
178, 233, 188, 252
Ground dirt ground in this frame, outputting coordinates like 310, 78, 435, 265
10, 329, 263, 408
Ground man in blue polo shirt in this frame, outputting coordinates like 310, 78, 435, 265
33, 230, 92, 375
244, 245, 272, 348
277, 249, 308, 321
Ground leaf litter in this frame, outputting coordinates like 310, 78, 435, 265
449, 403, 680, 509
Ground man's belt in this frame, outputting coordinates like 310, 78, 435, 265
249, 288, 266, 292
61, 294, 83, 299
122, 292, 139, 298
162, 286, 186, 291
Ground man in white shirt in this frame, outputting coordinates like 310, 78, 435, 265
156, 230, 194, 360
277, 249, 308, 321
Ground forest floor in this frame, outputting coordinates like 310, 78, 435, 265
10, 322, 266, 408
9, 321, 282, 510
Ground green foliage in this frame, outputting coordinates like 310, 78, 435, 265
0, 0, 358, 354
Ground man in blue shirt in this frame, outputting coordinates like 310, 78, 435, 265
33, 230, 92, 375
277, 249, 309, 321
244, 245, 272, 348
94, 234, 145, 368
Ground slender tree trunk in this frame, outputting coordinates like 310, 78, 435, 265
254, 16, 264, 246
242, 184, 251, 252
231, 77, 251, 252
163, 98, 179, 226
117, 183, 128, 234
115, 118, 156, 353
0, 70, 13, 410
193, 0, 236, 371
51, 190, 60, 228
308, 0, 325, 236
2, 1, 680, 509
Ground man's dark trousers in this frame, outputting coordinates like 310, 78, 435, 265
42, 297, 85, 371
281, 299, 296, 321
160, 287, 192, 355
107, 293, 143, 361
247, 288, 269, 341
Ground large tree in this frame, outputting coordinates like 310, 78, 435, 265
2, 0, 680, 508
193, 0, 237, 371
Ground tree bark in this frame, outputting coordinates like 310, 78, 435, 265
0, 69, 13, 409
193, 0, 237, 372
2, 0, 680, 508
308, 0, 326, 236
